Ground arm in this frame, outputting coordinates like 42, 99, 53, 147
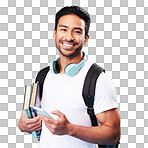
40, 108, 120, 145
69, 108, 120, 145
18, 110, 42, 133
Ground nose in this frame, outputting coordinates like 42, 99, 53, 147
66, 31, 74, 41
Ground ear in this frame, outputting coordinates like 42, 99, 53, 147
84, 35, 89, 45
53, 29, 56, 40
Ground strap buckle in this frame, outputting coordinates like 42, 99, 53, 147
87, 107, 95, 115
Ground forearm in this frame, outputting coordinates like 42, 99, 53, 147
68, 123, 120, 145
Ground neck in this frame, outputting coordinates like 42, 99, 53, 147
59, 52, 83, 74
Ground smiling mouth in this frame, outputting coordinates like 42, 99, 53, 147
61, 41, 78, 49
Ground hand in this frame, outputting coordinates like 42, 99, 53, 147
40, 110, 72, 135
18, 110, 42, 133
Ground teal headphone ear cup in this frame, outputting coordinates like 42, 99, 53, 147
64, 63, 79, 76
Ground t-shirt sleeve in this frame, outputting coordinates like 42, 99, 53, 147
94, 72, 118, 115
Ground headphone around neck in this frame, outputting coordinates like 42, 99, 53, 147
50, 52, 86, 76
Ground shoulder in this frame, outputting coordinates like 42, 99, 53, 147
85, 60, 104, 70
84, 61, 105, 77
96, 72, 117, 98
97, 72, 115, 89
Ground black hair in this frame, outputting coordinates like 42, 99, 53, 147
55, 6, 91, 36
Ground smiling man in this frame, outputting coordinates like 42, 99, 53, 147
18, 6, 120, 148
53, 13, 89, 74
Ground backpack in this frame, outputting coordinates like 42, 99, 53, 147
35, 63, 119, 148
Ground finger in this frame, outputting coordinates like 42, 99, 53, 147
27, 120, 42, 132
43, 121, 56, 133
26, 115, 41, 124
51, 110, 64, 117
44, 124, 54, 133
29, 124, 42, 132
22, 110, 41, 123
40, 115, 55, 124
29, 118, 41, 128
31, 124, 42, 132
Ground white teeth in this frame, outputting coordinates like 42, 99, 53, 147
63, 43, 73, 47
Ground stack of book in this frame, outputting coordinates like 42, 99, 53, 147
23, 82, 41, 141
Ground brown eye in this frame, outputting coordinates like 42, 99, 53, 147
60, 29, 66, 31
74, 31, 81, 34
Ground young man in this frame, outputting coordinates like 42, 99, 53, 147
18, 6, 120, 148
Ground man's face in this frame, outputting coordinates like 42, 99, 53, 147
53, 14, 89, 58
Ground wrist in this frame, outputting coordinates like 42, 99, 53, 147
67, 123, 77, 136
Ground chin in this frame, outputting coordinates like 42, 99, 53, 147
60, 51, 76, 58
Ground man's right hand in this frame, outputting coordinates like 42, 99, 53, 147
18, 110, 42, 133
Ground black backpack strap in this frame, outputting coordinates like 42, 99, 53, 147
82, 63, 120, 148
82, 63, 104, 126
35, 66, 50, 99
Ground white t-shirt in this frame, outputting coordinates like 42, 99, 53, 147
38, 60, 118, 148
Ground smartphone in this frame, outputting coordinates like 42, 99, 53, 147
31, 107, 53, 118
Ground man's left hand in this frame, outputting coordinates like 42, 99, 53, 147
40, 110, 72, 135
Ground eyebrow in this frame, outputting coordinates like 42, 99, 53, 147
59, 25, 83, 31
59, 25, 68, 28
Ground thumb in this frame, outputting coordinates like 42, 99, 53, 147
51, 110, 64, 117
